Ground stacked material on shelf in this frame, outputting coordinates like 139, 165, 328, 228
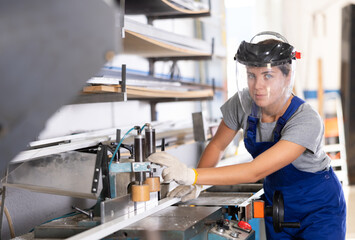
82, 84, 214, 99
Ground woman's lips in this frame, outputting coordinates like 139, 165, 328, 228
255, 93, 267, 99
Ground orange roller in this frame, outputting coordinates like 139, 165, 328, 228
131, 184, 150, 202
144, 177, 161, 192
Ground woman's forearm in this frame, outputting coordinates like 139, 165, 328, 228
197, 120, 238, 168
196, 162, 257, 185
195, 140, 306, 186
197, 141, 224, 168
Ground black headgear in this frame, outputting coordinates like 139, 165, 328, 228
234, 32, 296, 67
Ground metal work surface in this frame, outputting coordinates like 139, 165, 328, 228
67, 197, 182, 240
34, 214, 100, 239
120, 206, 220, 231
115, 206, 222, 239
184, 192, 253, 206
15, 205, 222, 240
101, 192, 159, 223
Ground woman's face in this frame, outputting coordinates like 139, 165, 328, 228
247, 66, 290, 109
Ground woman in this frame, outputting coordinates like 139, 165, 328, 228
147, 32, 346, 239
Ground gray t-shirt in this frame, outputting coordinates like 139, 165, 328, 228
220, 91, 330, 173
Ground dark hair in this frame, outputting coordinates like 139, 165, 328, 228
258, 39, 291, 76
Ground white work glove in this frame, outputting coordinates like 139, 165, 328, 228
168, 185, 203, 202
147, 152, 197, 186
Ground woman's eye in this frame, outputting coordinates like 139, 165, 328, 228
247, 73, 256, 79
264, 74, 273, 80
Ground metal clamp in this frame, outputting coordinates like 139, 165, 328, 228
109, 162, 150, 173
131, 162, 150, 172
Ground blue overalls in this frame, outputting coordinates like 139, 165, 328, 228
244, 96, 346, 239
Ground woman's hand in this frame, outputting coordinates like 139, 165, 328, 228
147, 152, 196, 185
167, 185, 203, 202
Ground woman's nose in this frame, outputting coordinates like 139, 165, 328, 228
254, 77, 264, 89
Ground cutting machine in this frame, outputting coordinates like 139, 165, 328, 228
7, 123, 301, 240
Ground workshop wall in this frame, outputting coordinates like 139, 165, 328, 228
282, 0, 355, 113
225, 0, 283, 98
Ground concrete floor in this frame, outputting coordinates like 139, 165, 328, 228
345, 185, 355, 240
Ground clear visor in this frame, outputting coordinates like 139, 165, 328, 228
236, 61, 296, 118
250, 31, 289, 44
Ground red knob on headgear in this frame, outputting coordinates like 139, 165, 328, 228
294, 51, 301, 59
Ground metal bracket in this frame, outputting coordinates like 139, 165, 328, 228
91, 146, 103, 194
91, 145, 111, 200
109, 162, 150, 173
101, 145, 111, 199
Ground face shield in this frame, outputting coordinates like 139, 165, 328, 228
234, 31, 300, 118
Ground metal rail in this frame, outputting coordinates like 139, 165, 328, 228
66, 197, 181, 240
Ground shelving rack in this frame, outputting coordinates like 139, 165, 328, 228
124, 0, 211, 20
123, 17, 216, 59
73, 66, 219, 103
74, 0, 226, 121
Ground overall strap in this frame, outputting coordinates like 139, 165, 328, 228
246, 116, 259, 142
245, 102, 260, 141
274, 96, 305, 141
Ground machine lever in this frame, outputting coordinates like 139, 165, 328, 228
265, 191, 301, 233
281, 222, 301, 228
72, 206, 93, 221
161, 138, 165, 151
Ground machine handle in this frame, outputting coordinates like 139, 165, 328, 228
72, 206, 93, 221
238, 220, 252, 230
281, 222, 301, 228
265, 191, 301, 233
161, 138, 165, 151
